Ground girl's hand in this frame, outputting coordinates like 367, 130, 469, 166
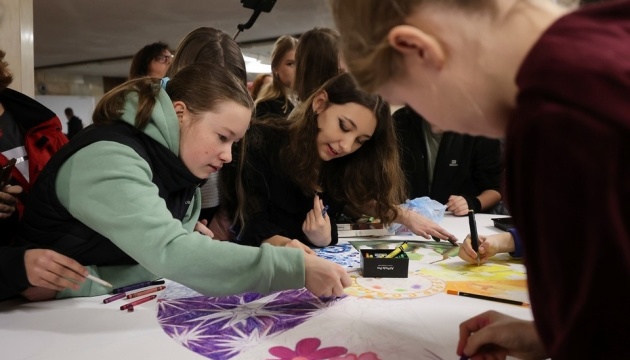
458, 311, 547, 360
401, 209, 456, 241
263, 236, 315, 255
302, 195, 332, 247
286, 239, 315, 255
23, 249, 88, 296
458, 232, 514, 264
195, 220, 215, 238
303, 254, 351, 297
446, 195, 469, 216
0, 185, 22, 218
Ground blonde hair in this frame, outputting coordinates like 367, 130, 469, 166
329, 0, 493, 92
255, 35, 298, 110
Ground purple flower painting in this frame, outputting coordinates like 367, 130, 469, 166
157, 289, 337, 360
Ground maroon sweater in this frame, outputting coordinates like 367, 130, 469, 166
506, 1, 630, 359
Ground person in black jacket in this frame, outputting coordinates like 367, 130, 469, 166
393, 106, 503, 215
0, 49, 87, 302
226, 74, 454, 250
64, 107, 83, 139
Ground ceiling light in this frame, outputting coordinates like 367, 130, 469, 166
243, 54, 271, 73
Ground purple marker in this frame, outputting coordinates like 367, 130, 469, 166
103, 292, 126, 304
321, 205, 329, 218
112, 279, 165, 294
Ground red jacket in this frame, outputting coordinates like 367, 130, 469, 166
0, 88, 68, 217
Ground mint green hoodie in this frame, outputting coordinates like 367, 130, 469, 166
56, 89, 304, 298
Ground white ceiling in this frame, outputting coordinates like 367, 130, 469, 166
33, 0, 334, 77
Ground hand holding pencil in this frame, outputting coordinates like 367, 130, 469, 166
23, 249, 89, 291
302, 195, 332, 247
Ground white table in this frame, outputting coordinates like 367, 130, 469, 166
0, 214, 530, 359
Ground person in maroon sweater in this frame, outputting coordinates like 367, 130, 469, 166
330, 0, 630, 359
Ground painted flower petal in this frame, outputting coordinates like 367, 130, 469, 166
269, 346, 298, 357
295, 338, 322, 356
310, 346, 348, 358
330, 355, 358, 360
331, 351, 381, 360
358, 352, 381, 360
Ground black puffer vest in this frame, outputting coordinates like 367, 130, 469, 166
17, 121, 203, 266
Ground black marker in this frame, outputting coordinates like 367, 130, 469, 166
468, 210, 480, 265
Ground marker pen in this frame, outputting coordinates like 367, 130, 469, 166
120, 294, 157, 311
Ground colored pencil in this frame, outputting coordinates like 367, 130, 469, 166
120, 295, 157, 311
102, 293, 126, 304
126, 285, 166, 299
447, 290, 530, 307
86, 274, 112, 288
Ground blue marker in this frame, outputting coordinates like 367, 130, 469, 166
321, 205, 329, 218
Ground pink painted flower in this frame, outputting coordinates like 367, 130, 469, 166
331, 352, 381, 360
268, 338, 348, 360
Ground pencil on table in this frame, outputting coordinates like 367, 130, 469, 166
86, 274, 112, 287
126, 285, 166, 299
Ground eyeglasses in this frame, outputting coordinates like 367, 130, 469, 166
154, 54, 174, 64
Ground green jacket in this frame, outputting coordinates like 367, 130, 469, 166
57, 89, 304, 298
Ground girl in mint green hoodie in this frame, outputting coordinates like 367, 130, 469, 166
17, 63, 351, 300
